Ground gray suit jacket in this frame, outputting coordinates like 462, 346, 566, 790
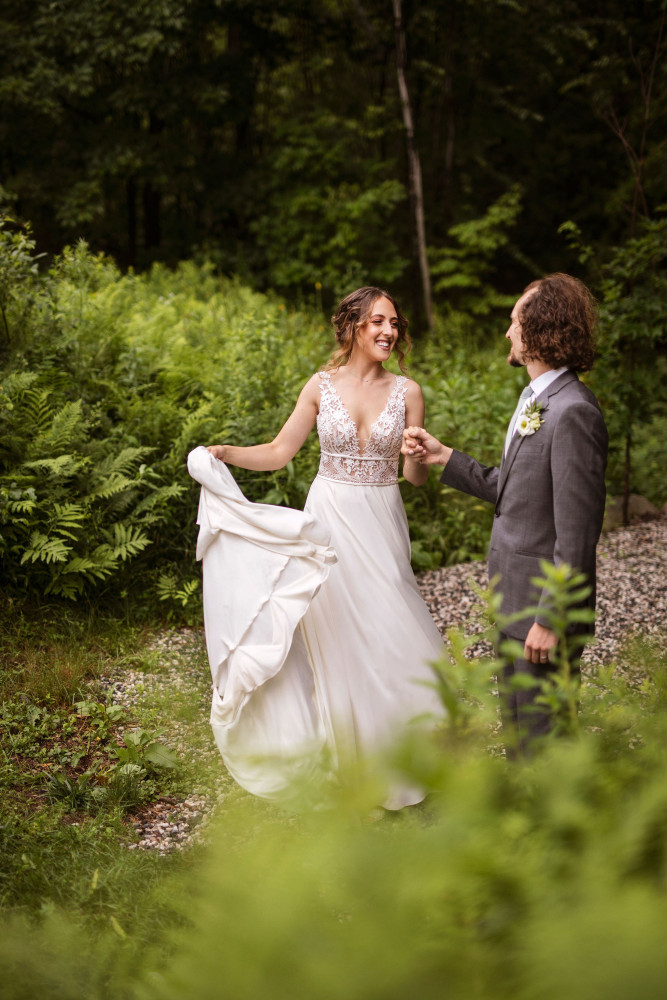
440, 371, 608, 640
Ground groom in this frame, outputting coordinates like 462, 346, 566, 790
402, 273, 608, 753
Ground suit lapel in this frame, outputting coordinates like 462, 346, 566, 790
496, 370, 578, 504
497, 431, 524, 498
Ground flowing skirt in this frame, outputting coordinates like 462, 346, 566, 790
188, 447, 445, 808
301, 475, 445, 806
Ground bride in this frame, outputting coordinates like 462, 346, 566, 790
188, 286, 445, 809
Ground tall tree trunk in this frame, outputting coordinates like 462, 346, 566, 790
443, 66, 455, 230
392, 0, 433, 330
126, 176, 137, 267
602, 10, 665, 519
623, 429, 631, 525
143, 181, 161, 251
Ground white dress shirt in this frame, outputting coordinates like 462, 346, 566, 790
507, 367, 569, 451
527, 366, 569, 403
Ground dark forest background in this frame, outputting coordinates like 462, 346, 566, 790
2, 0, 665, 318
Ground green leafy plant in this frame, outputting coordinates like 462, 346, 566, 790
112, 728, 178, 773
496, 560, 597, 746
561, 214, 667, 516
0, 216, 45, 344
45, 765, 107, 810
430, 186, 524, 339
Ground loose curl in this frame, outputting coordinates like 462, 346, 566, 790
326, 286, 412, 374
519, 273, 597, 373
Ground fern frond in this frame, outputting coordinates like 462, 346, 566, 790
88, 544, 120, 575
44, 574, 85, 599
169, 401, 215, 457
133, 483, 184, 516
108, 522, 151, 561
87, 472, 134, 501
56, 553, 117, 583
20, 532, 70, 564
41, 399, 86, 451
60, 555, 99, 574
51, 502, 86, 540
5, 497, 37, 515
22, 454, 88, 477
93, 447, 153, 478
16, 387, 54, 434
2, 371, 39, 397
156, 574, 200, 607
156, 574, 177, 600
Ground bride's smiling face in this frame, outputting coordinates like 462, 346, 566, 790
353, 297, 399, 362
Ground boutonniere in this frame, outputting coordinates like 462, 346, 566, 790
517, 399, 546, 437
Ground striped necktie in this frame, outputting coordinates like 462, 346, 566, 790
504, 386, 533, 455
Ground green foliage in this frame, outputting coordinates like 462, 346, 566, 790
430, 186, 524, 337
1, 215, 665, 610
563, 214, 667, 505
0, 216, 45, 343
156, 573, 200, 605
0, 608, 194, 947
4, 0, 665, 309
0, 230, 328, 608
113, 728, 179, 773
252, 111, 409, 301
0, 691, 178, 817
498, 560, 597, 743
402, 342, 526, 568
428, 628, 500, 740
429, 560, 598, 749
81, 636, 667, 1000
2, 579, 667, 998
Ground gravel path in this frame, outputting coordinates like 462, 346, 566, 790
417, 517, 667, 670
107, 516, 667, 853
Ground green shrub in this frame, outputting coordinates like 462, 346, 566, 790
0, 230, 328, 610
2, 215, 665, 612
402, 340, 525, 567
1, 570, 667, 999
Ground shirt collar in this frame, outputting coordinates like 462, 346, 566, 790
529, 366, 569, 398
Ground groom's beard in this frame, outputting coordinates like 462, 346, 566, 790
508, 353, 524, 368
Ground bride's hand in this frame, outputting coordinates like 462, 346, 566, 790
207, 445, 227, 462
402, 426, 428, 461
402, 426, 452, 467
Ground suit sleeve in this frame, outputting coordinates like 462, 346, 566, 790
535, 400, 608, 625
439, 450, 500, 506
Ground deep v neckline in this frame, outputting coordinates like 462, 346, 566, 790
326, 373, 399, 456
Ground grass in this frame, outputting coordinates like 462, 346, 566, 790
0, 607, 214, 923
2, 597, 667, 999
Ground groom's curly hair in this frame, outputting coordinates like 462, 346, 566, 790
519, 273, 597, 373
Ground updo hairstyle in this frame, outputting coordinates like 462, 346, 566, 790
327, 286, 411, 374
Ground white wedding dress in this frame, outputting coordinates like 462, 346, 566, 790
188, 371, 445, 809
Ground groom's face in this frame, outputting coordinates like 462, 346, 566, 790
505, 290, 534, 368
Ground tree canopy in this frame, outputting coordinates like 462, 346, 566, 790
2, 0, 665, 317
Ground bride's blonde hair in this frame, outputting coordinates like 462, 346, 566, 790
326, 286, 411, 374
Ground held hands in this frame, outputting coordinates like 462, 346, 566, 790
401, 426, 453, 467
207, 445, 227, 462
523, 622, 558, 665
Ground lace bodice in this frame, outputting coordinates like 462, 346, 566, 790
316, 371, 409, 485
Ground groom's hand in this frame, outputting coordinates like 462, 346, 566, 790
402, 426, 453, 467
523, 623, 558, 665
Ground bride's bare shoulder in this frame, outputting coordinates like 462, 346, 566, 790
403, 376, 424, 398
298, 372, 326, 400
